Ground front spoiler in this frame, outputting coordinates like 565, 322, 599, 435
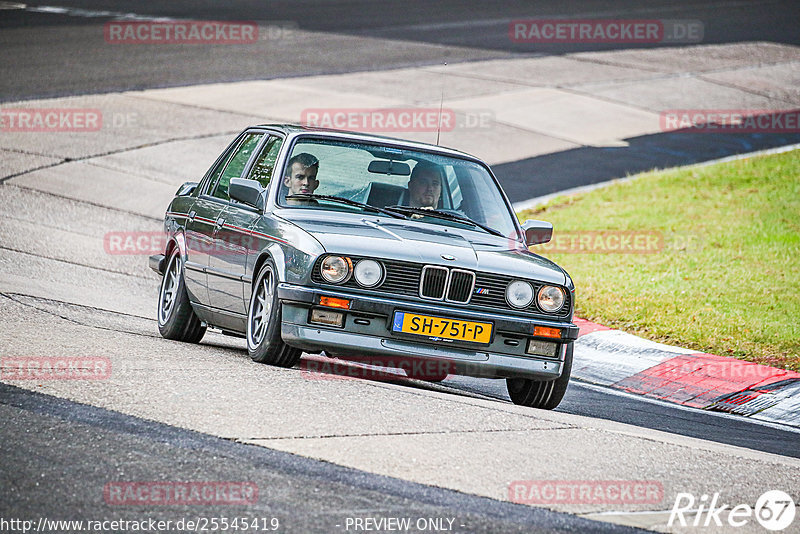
282, 323, 565, 380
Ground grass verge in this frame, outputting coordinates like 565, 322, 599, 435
518, 150, 800, 371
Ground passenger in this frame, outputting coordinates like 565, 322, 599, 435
406, 161, 443, 209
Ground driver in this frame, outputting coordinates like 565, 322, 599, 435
406, 161, 443, 209
283, 153, 320, 202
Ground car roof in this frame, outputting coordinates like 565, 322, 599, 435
254, 123, 480, 162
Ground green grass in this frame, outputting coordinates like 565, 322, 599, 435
518, 150, 800, 371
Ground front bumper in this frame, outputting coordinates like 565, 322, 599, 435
149, 254, 166, 275
278, 283, 578, 380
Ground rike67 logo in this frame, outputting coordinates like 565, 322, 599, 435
669, 490, 796, 531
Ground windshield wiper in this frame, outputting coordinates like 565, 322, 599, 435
286, 194, 407, 219
384, 205, 505, 237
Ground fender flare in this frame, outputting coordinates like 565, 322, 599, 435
251, 242, 286, 285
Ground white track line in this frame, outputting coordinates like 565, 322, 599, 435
22, 3, 176, 20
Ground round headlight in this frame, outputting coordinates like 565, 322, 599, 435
320, 256, 351, 284
506, 280, 534, 309
354, 259, 383, 287
538, 285, 565, 313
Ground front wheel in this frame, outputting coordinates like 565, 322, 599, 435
246, 259, 301, 367
157, 248, 206, 343
506, 342, 573, 410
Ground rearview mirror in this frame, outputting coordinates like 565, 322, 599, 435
176, 181, 198, 196
229, 178, 264, 210
368, 160, 411, 175
521, 220, 553, 246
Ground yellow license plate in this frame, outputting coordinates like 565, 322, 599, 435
391, 311, 492, 344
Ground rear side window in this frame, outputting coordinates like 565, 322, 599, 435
247, 136, 283, 187
210, 133, 263, 200
202, 139, 239, 195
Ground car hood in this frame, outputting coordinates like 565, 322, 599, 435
276, 210, 566, 285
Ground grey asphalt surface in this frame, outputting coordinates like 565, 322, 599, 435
441, 375, 800, 459
5, 289, 800, 461
3, 0, 799, 202
1, 0, 799, 101
2, 2, 800, 532
0, 382, 643, 534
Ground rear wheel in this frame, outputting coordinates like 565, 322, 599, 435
157, 248, 206, 343
247, 259, 301, 367
506, 342, 573, 410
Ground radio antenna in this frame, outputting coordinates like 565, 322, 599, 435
435, 62, 446, 146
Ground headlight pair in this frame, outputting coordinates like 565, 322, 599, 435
505, 281, 565, 313
320, 256, 383, 287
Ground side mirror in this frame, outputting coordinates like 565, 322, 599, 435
176, 181, 198, 196
229, 178, 264, 210
521, 219, 553, 246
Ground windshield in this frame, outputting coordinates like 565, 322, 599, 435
277, 137, 519, 238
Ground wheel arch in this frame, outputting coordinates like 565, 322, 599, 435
246, 244, 287, 313
165, 231, 188, 262
252, 243, 286, 286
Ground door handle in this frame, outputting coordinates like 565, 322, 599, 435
187, 210, 196, 223
215, 216, 226, 230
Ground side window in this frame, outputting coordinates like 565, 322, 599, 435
246, 136, 283, 187
211, 133, 262, 200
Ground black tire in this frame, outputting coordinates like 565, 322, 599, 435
157, 247, 206, 343
246, 259, 301, 367
506, 342, 573, 410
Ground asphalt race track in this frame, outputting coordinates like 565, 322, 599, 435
1, 383, 637, 534
2, 2, 800, 533
2, 0, 799, 100
3, 0, 800, 202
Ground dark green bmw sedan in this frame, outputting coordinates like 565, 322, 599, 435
150, 125, 579, 409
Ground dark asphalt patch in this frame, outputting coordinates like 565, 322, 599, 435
0, 383, 647, 533
495, 131, 800, 203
